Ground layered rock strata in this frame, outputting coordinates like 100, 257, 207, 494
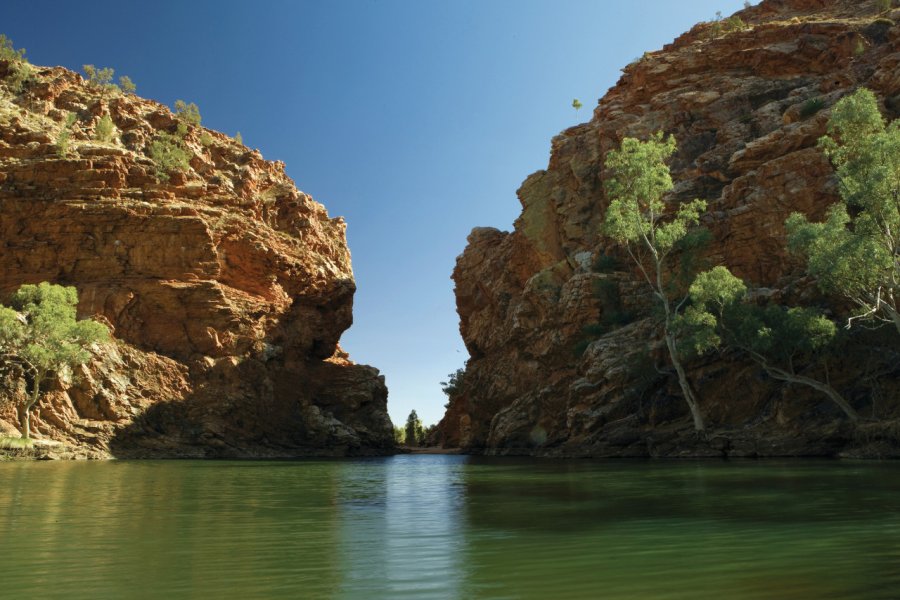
438, 0, 900, 457
0, 62, 392, 457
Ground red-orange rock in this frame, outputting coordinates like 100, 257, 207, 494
0, 62, 392, 457
438, 0, 900, 457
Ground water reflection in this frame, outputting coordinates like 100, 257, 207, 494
336, 456, 466, 599
1, 457, 900, 599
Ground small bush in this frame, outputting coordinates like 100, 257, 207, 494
799, 97, 825, 119
95, 114, 115, 143
199, 131, 214, 146
83, 64, 118, 94
56, 112, 77, 158
706, 12, 748, 38
149, 128, 191, 181
174, 100, 201, 126
234, 131, 243, 145
0, 436, 33, 450
0, 35, 31, 93
6, 61, 33, 94
0, 34, 26, 62
118, 75, 136, 94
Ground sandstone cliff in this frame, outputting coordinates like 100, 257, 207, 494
0, 61, 393, 457
438, 0, 900, 457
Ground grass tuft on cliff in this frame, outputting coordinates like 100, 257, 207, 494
0, 436, 34, 449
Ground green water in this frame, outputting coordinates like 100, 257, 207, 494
1, 456, 899, 599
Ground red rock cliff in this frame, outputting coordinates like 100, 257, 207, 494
0, 62, 393, 457
438, 0, 900, 457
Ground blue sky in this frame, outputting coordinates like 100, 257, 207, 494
6, 0, 748, 426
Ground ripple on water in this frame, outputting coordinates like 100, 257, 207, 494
1, 457, 899, 599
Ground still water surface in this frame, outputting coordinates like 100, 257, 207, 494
1, 455, 899, 599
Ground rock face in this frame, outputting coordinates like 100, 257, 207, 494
438, 0, 900, 457
0, 62, 393, 457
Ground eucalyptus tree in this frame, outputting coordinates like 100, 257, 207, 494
786, 88, 900, 335
680, 267, 859, 422
602, 133, 708, 432
0, 283, 109, 440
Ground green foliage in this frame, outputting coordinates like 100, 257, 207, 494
5, 61, 33, 94
234, 131, 243, 145
404, 410, 425, 447
1, 35, 31, 94
0, 34, 26, 62
786, 88, 900, 333
706, 11, 748, 38
149, 122, 191, 181
56, 112, 77, 158
572, 98, 583, 113
681, 266, 839, 362
603, 133, 706, 257
799, 97, 825, 119
0, 436, 33, 449
0, 283, 109, 439
393, 425, 405, 445
601, 132, 709, 431
82, 64, 118, 94
199, 131, 214, 147
440, 368, 465, 408
95, 114, 115, 143
174, 100, 201, 126
679, 266, 858, 420
118, 75, 136, 94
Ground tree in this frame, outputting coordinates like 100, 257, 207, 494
393, 425, 405, 445
234, 132, 243, 145
602, 132, 708, 432
174, 100, 202, 126
1, 35, 32, 94
572, 98, 583, 114
0, 34, 26, 62
82, 64, 118, 96
404, 410, 424, 447
118, 75, 136, 94
786, 88, 900, 335
0, 283, 109, 441
440, 367, 465, 408
680, 266, 859, 422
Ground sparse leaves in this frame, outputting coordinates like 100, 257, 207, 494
572, 98, 583, 113
56, 112, 77, 158
0, 35, 32, 94
174, 100, 201, 126
0, 34, 26, 62
118, 75, 136, 94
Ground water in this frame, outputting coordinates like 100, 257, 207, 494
1, 456, 899, 599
